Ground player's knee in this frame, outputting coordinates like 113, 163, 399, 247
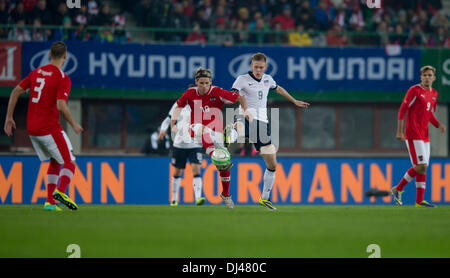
414, 164, 427, 174
260, 144, 277, 155
63, 161, 75, 172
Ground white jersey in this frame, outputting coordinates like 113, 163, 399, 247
161, 102, 202, 149
232, 72, 277, 123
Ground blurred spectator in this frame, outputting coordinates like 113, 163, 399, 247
326, 24, 348, 46
314, 0, 334, 30
95, 4, 113, 26
23, 0, 38, 12
192, 8, 210, 30
233, 20, 249, 44
348, 2, 365, 31
8, 18, 31, 41
209, 17, 233, 46
0, 0, 8, 24
181, 0, 194, 19
430, 10, 449, 30
30, 0, 52, 25
167, 2, 190, 42
376, 21, 389, 46
248, 17, 269, 45
210, 4, 227, 28
31, 17, 47, 41
288, 24, 312, 46
156, 0, 174, 28
74, 3, 90, 26
296, 2, 316, 32
333, 3, 347, 29
53, 16, 77, 41
134, 0, 157, 27
395, 10, 409, 33
272, 4, 295, 30
405, 22, 427, 47
201, 0, 213, 22
10, 1, 26, 23
0, 0, 7, 39
88, 0, 99, 16
249, 11, 263, 30
389, 24, 407, 46
269, 21, 288, 45
185, 22, 206, 44
53, 1, 69, 26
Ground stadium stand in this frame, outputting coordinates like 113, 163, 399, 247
0, 0, 448, 47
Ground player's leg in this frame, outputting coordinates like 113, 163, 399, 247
46, 159, 60, 205
414, 141, 435, 207
171, 147, 187, 206
392, 139, 419, 206
188, 148, 205, 205
30, 135, 62, 211
48, 131, 78, 210
260, 145, 277, 210
254, 120, 277, 210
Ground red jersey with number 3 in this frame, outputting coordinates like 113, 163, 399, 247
176, 85, 239, 130
19, 64, 71, 136
398, 84, 438, 142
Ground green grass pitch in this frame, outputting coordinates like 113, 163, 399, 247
1, 205, 450, 258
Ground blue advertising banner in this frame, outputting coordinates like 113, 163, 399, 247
1, 156, 449, 205
21, 42, 421, 93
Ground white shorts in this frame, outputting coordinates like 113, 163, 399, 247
405, 139, 430, 165
29, 130, 75, 164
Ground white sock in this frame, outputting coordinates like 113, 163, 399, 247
193, 175, 203, 200
172, 176, 181, 202
261, 168, 276, 200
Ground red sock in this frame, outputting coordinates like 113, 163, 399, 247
58, 162, 75, 193
396, 167, 417, 191
415, 173, 426, 204
219, 170, 231, 197
46, 160, 60, 205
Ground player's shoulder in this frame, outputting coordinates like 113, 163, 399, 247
38, 64, 70, 80
235, 73, 251, 82
407, 84, 422, 93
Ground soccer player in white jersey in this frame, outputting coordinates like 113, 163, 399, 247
159, 95, 206, 207
229, 53, 310, 210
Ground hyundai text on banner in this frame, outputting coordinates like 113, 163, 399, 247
21, 42, 421, 93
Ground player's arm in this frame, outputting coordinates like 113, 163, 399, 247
274, 85, 310, 108
429, 110, 446, 133
397, 88, 416, 141
236, 94, 253, 122
170, 104, 182, 134
57, 100, 83, 134
4, 85, 27, 136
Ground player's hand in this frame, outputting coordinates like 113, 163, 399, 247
158, 130, 167, 140
72, 123, 84, 134
244, 110, 253, 123
294, 100, 310, 108
4, 118, 16, 137
396, 132, 405, 141
439, 123, 446, 133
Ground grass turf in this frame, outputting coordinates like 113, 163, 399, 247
0, 205, 449, 258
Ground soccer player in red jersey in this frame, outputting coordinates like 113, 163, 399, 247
392, 65, 446, 207
170, 68, 250, 209
4, 41, 83, 211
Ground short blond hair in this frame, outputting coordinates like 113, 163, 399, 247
195, 68, 212, 80
420, 65, 436, 74
252, 53, 267, 63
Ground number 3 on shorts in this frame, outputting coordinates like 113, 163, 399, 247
32, 78, 45, 103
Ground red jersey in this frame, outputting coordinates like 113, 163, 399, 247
176, 85, 240, 131
19, 64, 71, 136
398, 84, 439, 142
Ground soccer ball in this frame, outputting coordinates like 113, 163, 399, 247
211, 147, 231, 166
